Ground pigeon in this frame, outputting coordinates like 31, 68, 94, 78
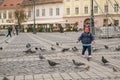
74, 46, 78, 50
56, 42, 59, 46
39, 54, 45, 59
61, 48, 70, 52
35, 47, 38, 50
5, 41, 8, 43
72, 46, 78, 52
23, 49, 36, 54
2, 77, 9, 80
26, 43, 31, 48
113, 67, 117, 72
115, 46, 120, 51
72, 59, 85, 67
47, 60, 60, 67
51, 47, 56, 50
104, 45, 109, 49
102, 56, 109, 65
39, 47, 46, 52
0, 47, 3, 50
84, 66, 90, 71
87, 57, 91, 61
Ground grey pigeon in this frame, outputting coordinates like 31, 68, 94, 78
26, 43, 31, 48
56, 42, 59, 46
113, 67, 117, 72
84, 66, 90, 71
5, 41, 8, 43
39, 54, 45, 59
39, 47, 46, 52
35, 47, 38, 50
104, 45, 109, 49
0, 47, 3, 50
47, 60, 60, 67
102, 56, 109, 65
2, 77, 9, 80
23, 49, 36, 54
72, 59, 85, 67
115, 46, 120, 51
51, 47, 56, 50
62, 48, 70, 52
72, 46, 78, 52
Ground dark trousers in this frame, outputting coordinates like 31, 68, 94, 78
6, 32, 12, 37
82, 45, 91, 55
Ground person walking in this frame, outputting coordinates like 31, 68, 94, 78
77, 27, 95, 57
15, 25, 19, 35
6, 26, 12, 37
58, 24, 63, 33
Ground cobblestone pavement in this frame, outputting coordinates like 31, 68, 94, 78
0, 32, 120, 80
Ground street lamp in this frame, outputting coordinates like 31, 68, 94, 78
90, 0, 95, 35
30, 0, 36, 34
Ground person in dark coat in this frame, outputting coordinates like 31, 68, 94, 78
58, 24, 63, 33
15, 26, 19, 35
77, 27, 95, 57
6, 26, 12, 37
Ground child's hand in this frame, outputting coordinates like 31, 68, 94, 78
92, 41, 95, 45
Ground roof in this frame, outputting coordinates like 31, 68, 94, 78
0, 0, 24, 9
22, 0, 63, 6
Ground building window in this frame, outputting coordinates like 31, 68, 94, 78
8, 12, 12, 19
0, 12, 1, 19
28, 10, 31, 17
49, 8, 53, 16
114, 20, 119, 26
94, 6, 98, 13
104, 5, 108, 13
3, 12, 6, 19
84, 7, 88, 14
36, 9, 39, 17
114, 4, 119, 12
56, 8, 60, 16
42, 9, 45, 16
75, 7, 79, 15
66, 8, 70, 15
103, 19, 108, 26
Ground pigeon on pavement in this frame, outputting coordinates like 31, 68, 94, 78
61, 48, 70, 52
102, 56, 109, 65
2, 77, 9, 80
0, 47, 3, 50
26, 43, 31, 48
47, 60, 60, 67
104, 45, 109, 49
72, 59, 85, 67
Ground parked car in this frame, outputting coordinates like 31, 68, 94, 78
98, 26, 120, 38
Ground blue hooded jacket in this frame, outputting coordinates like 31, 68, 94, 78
78, 32, 94, 44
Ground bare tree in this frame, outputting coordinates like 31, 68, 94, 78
14, 9, 26, 30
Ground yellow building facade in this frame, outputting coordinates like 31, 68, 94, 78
63, 0, 120, 29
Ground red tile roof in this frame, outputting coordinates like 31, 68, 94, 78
0, 0, 24, 9
22, 0, 63, 6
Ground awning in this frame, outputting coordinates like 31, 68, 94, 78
0, 23, 15, 26
21, 19, 75, 25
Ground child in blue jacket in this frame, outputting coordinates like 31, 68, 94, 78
77, 27, 95, 57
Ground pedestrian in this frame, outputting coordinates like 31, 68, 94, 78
58, 24, 63, 33
6, 26, 12, 37
76, 27, 95, 58
15, 25, 19, 35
